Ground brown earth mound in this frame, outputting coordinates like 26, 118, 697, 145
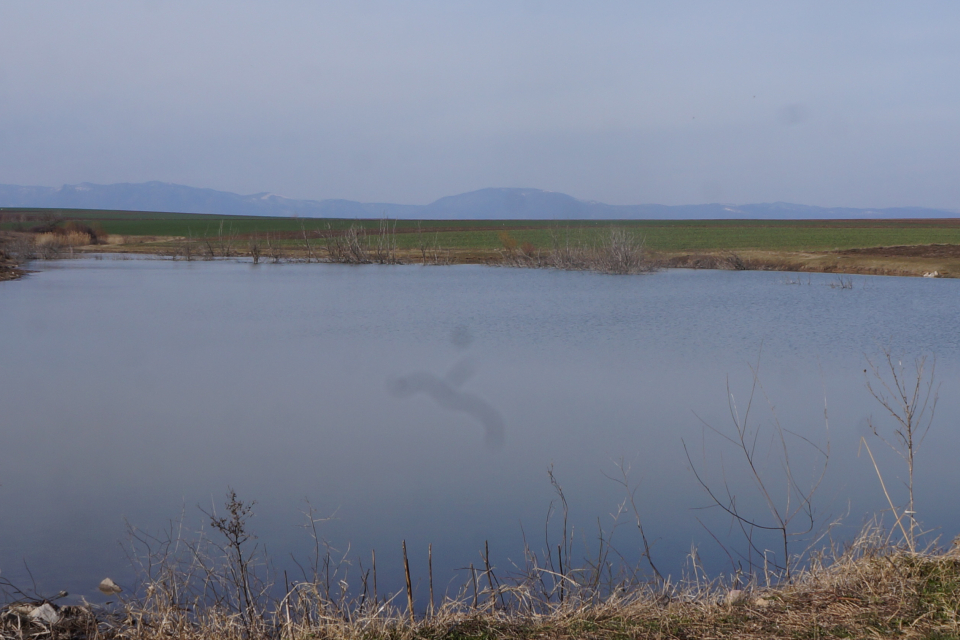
0, 251, 21, 281
837, 243, 960, 258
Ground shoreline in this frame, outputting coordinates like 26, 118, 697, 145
0, 254, 25, 281
74, 243, 960, 278
3, 229, 958, 280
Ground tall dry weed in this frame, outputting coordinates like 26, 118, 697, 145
35, 231, 93, 247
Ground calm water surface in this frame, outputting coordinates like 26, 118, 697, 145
1, 258, 959, 601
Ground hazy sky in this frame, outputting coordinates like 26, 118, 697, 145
2, 2, 959, 208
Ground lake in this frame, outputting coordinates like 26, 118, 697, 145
1, 257, 959, 603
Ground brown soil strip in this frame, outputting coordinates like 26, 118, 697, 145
660, 245, 960, 278
0, 265, 24, 281
0, 236, 24, 281
837, 243, 960, 258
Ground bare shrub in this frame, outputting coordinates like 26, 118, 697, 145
173, 232, 199, 261
204, 490, 266, 631
504, 227, 655, 275
344, 225, 368, 263
548, 226, 590, 271
595, 228, 649, 274
827, 275, 854, 289
861, 349, 939, 552
299, 222, 319, 263
216, 220, 238, 257
121, 492, 274, 640
326, 224, 371, 264
324, 224, 344, 262
249, 235, 262, 264
373, 218, 401, 264
265, 233, 285, 263
685, 355, 830, 582
426, 232, 454, 265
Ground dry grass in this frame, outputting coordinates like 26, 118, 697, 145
35, 231, 95, 247
6, 523, 960, 640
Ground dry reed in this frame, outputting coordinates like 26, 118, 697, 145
6, 521, 960, 640
35, 231, 93, 247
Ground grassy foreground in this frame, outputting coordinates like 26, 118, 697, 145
2, 207, 960, 277
4, 530, 960, 639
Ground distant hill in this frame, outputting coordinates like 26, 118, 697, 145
0, 182, 956, 220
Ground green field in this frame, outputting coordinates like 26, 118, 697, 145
3, 207, 960, 253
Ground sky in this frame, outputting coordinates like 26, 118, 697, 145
1, 1, 959, 208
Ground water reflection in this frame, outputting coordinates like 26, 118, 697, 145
388, 355, 506, 450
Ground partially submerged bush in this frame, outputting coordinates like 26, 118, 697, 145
504, 227, 656, 275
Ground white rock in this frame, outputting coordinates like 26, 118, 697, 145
29, 603, 60, 625
99, 577, 122, 595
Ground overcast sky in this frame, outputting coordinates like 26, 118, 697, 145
1, 2, 959, 208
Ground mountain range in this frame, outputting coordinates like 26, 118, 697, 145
0, 181, 956, 220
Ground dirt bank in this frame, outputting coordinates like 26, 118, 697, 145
660, 244, 960, 278
0, 234, 25, 281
